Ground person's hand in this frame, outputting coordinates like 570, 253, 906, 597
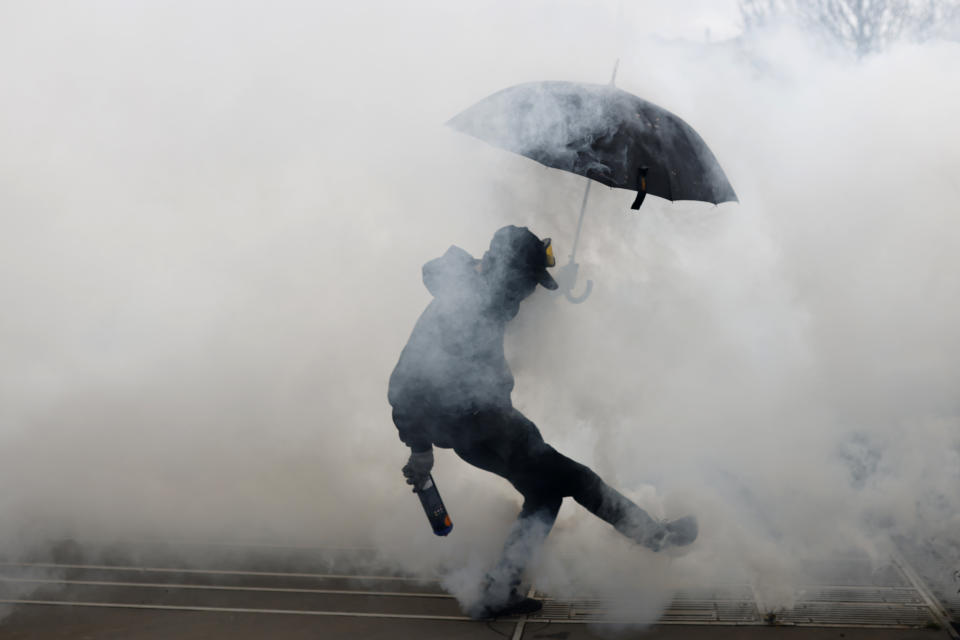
553, 260, 580, 292
402, 450, 434, 490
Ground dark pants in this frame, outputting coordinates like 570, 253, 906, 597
395, 404, 663, 600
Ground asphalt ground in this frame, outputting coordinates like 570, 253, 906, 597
0, 541, 955, 639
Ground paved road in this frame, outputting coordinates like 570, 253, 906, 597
0, 541, 955, 639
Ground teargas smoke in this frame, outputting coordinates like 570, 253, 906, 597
1, 0, 958, 625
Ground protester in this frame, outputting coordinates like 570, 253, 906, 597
389, 225, 698, 618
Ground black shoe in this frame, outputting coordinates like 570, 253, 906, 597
664, 515, 698, 546
659, 515, 698, 550
644, 515, 698, 552
473, 591, 543, 619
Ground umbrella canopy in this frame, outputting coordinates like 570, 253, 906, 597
448, 81, 737, 209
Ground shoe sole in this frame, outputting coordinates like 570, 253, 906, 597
474, 597, 543, 619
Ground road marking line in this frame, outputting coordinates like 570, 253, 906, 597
510, 585, 538, 640
0, 598, 935, 628
0, 576, 451, 598
0, 599, 473, 621
81, 539, 379, 553
0, 563, 436, 583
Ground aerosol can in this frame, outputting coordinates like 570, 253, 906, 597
415, 474, 453, 536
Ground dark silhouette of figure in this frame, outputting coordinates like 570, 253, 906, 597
389, 225, 697, 618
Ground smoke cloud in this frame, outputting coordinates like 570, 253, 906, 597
1, 0, 958, 623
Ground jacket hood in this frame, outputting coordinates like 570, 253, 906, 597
422, 245, 482, 299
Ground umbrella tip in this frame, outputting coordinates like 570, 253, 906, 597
609, 59, 620, 87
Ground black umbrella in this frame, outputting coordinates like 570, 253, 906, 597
448, 77, 738, 303
448, 80, 738, 210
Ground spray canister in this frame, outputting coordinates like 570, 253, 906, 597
415, 474, 453, 536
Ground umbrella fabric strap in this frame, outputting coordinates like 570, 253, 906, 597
630, 166, 649, 210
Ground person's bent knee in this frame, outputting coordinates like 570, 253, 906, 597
520, 493, 562, 519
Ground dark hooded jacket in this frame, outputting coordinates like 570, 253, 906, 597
388, 245, 528, 449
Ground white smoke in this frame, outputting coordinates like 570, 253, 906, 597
1, 0, 958, 624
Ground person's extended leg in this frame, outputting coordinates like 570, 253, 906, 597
450, 408, 696, 616
483, 409, 697, 551
535, 440, 698, 551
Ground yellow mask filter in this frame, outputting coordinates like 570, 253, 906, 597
544, 239, 556, 267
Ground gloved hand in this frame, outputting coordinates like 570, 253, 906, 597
402, 449, 434, 490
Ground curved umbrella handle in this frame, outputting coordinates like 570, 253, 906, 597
555, 260, 593, 304
564, 278, 593, 304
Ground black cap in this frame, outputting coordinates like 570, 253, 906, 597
488, 225, 559, 290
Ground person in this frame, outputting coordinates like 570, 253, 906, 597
388, 225, 697, 619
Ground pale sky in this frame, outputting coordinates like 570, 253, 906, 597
625, 0, 743, 41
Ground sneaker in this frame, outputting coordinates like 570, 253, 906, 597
660, 515, 699, 550
645, 515, 698, 552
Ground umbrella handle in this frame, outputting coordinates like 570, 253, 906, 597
564, 278, 593, 304
556, 259, 593, 304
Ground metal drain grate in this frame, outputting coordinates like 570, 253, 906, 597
673, 585, 757, 601
773, 602, 938, 627
530, 573, 948, 629
532, 590, 761, 624
796, 586, 926, 605
946, 593, 960, 620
